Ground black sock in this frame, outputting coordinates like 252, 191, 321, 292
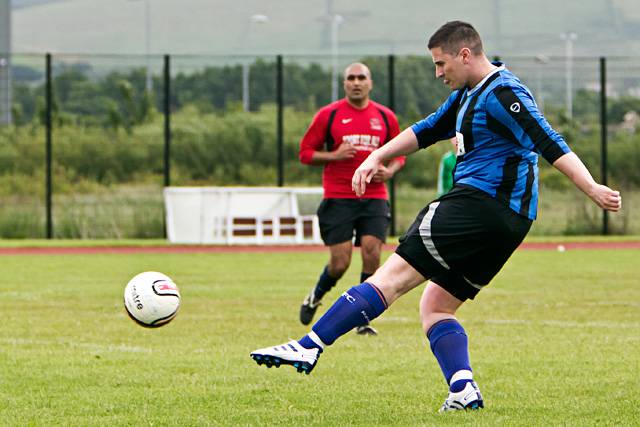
360, 271, 373, 284
312, 265, 338, 301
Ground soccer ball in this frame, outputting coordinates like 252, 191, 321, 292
124, 271, 181, 327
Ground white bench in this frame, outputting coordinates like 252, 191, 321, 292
163, 187, 323, 245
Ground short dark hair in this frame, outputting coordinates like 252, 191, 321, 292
428, 21, 483, 55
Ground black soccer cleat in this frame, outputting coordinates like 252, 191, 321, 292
299, 290, 322, 325
355, 324, 378, 336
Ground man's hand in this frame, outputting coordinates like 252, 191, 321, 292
332, 143, 357, 161
588, 184, 622, 212
371, 164, 394, 183
352, 153, 381, 196
553, 152, 622, 212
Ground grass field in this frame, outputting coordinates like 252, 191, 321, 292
0, 246, 639, 426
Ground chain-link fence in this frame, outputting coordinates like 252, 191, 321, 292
1, 52, 638, 238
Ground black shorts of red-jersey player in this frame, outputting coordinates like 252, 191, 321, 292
317, 198, 390, 246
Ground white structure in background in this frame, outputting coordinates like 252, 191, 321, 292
129, 0, 152, 92
560, 32, 577, 119
242, 13, 269, 112
330, 13, 344, 102
164, 187, 323, 245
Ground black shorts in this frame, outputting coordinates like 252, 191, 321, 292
395, 185, 532, 301
317, 198, 390, 246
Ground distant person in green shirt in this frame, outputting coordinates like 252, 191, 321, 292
437, 138, 457, 196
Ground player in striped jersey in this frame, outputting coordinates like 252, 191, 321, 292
251, 21, 621, 412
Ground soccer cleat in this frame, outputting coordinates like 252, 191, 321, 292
299, 290, 322, 325
355, 324, 378, 335
439, 381, 484, 412
250, 340, 320, 375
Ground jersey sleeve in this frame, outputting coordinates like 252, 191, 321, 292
386, 110, 406, 167
410, 90, 464, 149
486, 85, 571, 164
299, 109, 329, 165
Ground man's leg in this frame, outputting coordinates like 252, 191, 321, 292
355, 235, 384, 335
420, 282, 483, 411
300, 241, 352, 325
305, 254, 425, 346
251, 254, 426, 373
360, 234, 382, 277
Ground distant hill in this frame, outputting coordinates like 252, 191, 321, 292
11, 0, 640, 58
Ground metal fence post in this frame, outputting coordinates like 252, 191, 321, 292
599, 56, 609, 235
276, 54, 284, 187
387, 54, 397, 236
163, 54, 171, 188
45, 53, 53, 239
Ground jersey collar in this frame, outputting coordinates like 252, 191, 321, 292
467, 62, 505, 96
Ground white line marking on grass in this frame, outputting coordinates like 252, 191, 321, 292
584, 301, 640, 308
377, 316, 414, 323
0, 338, 152, 353
481, 319, 640, 329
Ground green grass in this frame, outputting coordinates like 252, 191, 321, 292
0, 247, 638, 425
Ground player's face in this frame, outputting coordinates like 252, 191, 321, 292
430, 46, 468, 90
343, 65, 372, 104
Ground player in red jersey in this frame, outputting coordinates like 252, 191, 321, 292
298, 63, 405, 335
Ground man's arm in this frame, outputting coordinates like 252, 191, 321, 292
308, 143, 356, 165
488, 86, 570, 164
299, 108, 357, 166
371, 158, 404, 183
371, 109, 406, 182
553, 152, 621, 211
352, 128, 420, 196
411, 90, 463, 148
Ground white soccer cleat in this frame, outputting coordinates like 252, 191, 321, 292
250, 340, 320, 374
439, 381, 484, 412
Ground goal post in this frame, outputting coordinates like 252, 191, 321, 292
163, 186, 324, 245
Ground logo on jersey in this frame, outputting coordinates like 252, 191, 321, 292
370, 118, 382, 130
456, 131, 466, 156
342, 134, 380, 151
510, 102, 521, 113
341, 118, 353, 124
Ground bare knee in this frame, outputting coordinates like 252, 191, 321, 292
328, 243, 353, 278
329, 258, 350, 278
419, 282, 464, 334
366, 253, 426, 306
360, 236, 382, 273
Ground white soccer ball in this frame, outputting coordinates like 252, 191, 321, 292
124, 271, 181, 327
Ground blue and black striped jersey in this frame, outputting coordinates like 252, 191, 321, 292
411, 63, 571, 220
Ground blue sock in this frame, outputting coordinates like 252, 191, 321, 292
360, 271, 373, 284
427, 319, 473, 392
298, 282, 388, 350
313, 265, 339, 301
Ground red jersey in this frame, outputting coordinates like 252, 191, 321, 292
299, 99, 404, 199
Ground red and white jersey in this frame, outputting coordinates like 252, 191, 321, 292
299, 99, 404, 199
